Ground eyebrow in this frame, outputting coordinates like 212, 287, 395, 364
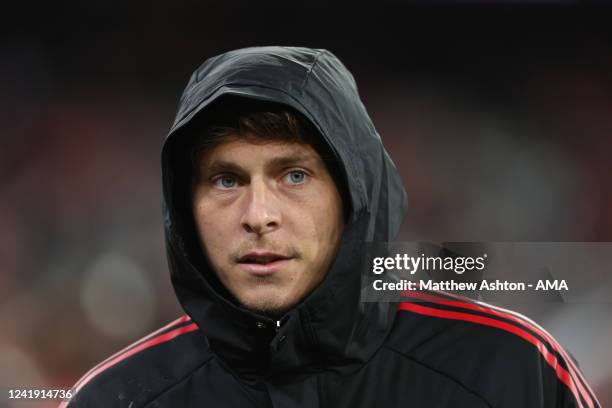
267, 154, 319, 169
204, 154, 320, 176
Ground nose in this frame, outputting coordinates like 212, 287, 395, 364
240, 179, 281, 235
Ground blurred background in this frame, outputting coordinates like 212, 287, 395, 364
1, 2, 612, 407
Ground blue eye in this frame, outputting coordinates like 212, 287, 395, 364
214, 176, 237, 189
286, 170, 307, 184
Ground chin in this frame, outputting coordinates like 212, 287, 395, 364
238, 293, 297, 317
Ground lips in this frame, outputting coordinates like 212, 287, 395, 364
237, 252, 293, 276
238, 252, 291, 264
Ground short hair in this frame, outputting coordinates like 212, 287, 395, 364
190, 108, 334, 186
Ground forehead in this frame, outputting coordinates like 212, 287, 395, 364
196, 137, 323, 169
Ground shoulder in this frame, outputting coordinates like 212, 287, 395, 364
385, 291, 599, 408
62, 315, 212, 408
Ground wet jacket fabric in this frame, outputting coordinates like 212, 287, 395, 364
64, 47, 599, 408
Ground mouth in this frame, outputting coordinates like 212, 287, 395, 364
238, 252, 292, 264
237, 252, 294, 276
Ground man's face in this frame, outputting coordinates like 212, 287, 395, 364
192, 136, 344, 315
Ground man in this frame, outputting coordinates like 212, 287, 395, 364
63, 46, 599, 407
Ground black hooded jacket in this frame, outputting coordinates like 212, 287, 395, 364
64, 47, 599, 408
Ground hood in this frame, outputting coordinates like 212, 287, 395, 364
161, 46, 408, 380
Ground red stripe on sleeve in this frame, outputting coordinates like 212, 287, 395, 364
69, 315, 191, 394
59, 321, 199, 408
401, 291, 598, 407
398, 302, 585, 408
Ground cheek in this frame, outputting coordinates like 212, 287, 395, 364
289, 195, 342, 260
194, 202, 232, 258
311, 188, 343, 238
